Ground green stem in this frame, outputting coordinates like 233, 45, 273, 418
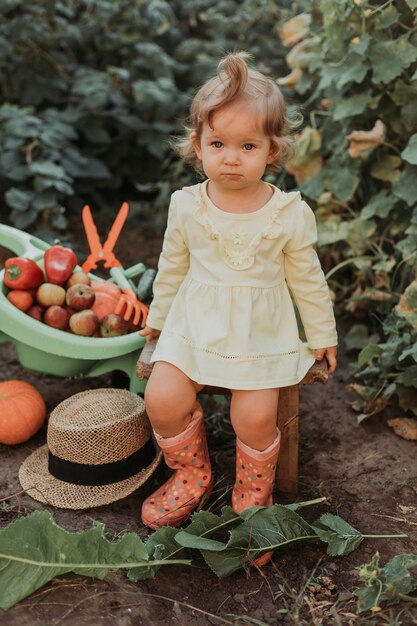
325, 256, 374, 280
397, 592, 417, 603
247, 535, 318, 553
368, 0, 394, 16
249, 531, 408, 554
362, 533, 408, 539
0, 554, 191, 569
310, 109, 331, 130
291, 496, 327, 509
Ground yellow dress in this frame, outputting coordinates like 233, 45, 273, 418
146, 181, 337, 390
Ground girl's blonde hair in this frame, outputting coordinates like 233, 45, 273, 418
174, 51, 301, 174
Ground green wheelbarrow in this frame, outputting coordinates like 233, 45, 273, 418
0, 224, 147, 394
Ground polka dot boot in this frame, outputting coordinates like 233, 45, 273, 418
141, 402, 212, 530
232, 431, 280, 566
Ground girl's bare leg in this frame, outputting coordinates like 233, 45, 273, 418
144, 361, 204, 437
230, 388, 279, 450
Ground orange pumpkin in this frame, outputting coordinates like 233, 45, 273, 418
90, 280, 122, 321
0, 381, 46, 445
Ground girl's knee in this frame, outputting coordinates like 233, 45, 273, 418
144, 383, 169, 417
144, 373, 197, 435
232, 408, 277, 432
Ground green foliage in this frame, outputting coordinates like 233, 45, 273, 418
0, 0, 291, 229
0, 500, 405, 609
354, 551, 417, 613
278, 0, 417, 416
351, 309, 417, 421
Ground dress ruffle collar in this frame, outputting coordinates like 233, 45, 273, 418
189, 181, 300, 271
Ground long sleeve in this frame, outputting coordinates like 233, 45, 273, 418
283, 201, 337, 349
146, 192, 190, 330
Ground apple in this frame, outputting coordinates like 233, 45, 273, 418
66, 271, 91, 288
66, 283, 95, 311
69, 309, 99, 336
36, 283, 66, 307
99, 313, 130, 338
44, 305, 70, 330
27, 304, 44, 322
127, 318, 141, 333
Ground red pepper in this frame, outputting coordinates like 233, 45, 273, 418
44, 245, 78, 285
4, 257, 44, 290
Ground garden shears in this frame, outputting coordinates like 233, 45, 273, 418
81, 203, 148, 327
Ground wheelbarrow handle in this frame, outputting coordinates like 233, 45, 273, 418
0, 225, 146, 282
0, 224, 50, 259
109, 266, 132, 291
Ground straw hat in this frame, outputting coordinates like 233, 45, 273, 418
19, 388, 162, 509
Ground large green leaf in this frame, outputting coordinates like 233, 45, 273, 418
401, 134, 417, 165
4, 187, 33, 211
336, 52, 369, 89
396, 385, 417, 416
0, 510, 189, 610
400, 365, 417, 388
392, 165, 417, 206
317, 215, 349, 245
332, 93, 373, 121
30, 161, 69, 180
369, 36, 417, 84
358, 343, 382, 368
129, 526, 182, 582
374, 4, 400, 30
176, 505, 316, 578
360, 191, 397, 219
346, 218, 377, 254
5, 113, 42, 138
312, 514, 364, 556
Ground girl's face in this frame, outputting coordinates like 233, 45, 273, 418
192, 101, 276, 194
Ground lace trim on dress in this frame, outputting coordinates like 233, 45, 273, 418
193, 184, 297, 271
162, 330, 299, 360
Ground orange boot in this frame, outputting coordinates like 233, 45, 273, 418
141, 402, 212, 529
232, 431, 280, 566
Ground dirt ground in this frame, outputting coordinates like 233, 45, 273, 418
1, 216, 417, 625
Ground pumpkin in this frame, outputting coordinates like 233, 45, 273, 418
90, 280, 122, 321
0, 381, 46, 445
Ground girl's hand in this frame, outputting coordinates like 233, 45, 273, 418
139, 326, 161, 342
315, 346, 337, 374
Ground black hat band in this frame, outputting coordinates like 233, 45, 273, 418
48, 437, 156, 486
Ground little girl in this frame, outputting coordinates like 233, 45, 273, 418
139, 52, 337, 546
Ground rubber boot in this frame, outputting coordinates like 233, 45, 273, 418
141, 402, 212, 529
232, 431, 280, 566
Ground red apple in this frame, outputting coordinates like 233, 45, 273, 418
66, 283, 95, 311
99, 313, 130, 338
66, 271, 91, 288
36, 283, 66, 307
27, 304, 44, 322
127, 317, 141, 333
69, 309, 99, 336
44, 305, 70, 330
